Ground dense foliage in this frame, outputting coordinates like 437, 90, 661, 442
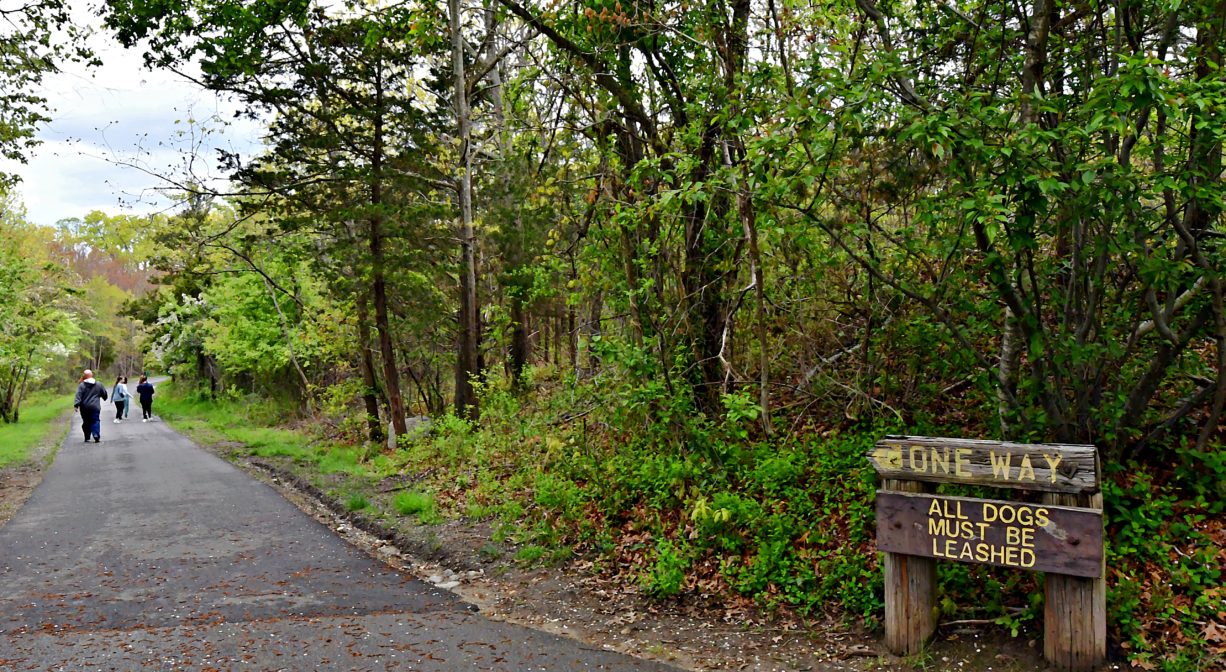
101, 0, 1226, 453
9, 0, 1208, 668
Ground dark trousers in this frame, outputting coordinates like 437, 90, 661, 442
141, 399, 153, 419
80, 407, 100, 440
115, 402, 125, 421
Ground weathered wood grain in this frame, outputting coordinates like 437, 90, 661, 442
875, 491, 1103, 578
881, 479, 937, 655
867, 435, 1099, 493
1043, 491, 1106, 671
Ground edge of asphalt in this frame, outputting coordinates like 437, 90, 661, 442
0, 409, 71, 528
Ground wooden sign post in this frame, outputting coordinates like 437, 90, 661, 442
868, 436, 1105, 671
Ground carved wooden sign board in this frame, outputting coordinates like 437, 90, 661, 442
868, 436, 1103, 576
875, 491, 1103, 577
870, 436, 1107, 670
868, 436, 1099, 494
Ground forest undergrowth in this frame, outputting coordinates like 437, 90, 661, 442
158, 374, 1223, 672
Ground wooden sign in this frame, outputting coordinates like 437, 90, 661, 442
876, 491, 1103, 578
867, 435, 1099, 494
870, 437, 1106, 670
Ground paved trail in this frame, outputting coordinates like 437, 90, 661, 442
0, 411, 677, 670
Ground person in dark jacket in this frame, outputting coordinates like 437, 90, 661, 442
136, 376, 155, 421
73, 369, 108, 442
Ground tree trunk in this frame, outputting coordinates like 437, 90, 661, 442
510, 291, 528, 385
451, 0, 480, 421
725, 138, 771, 435
355, 290, 384, 444
371, 68, 408, 438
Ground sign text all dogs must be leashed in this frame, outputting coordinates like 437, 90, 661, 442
868, 436, 1103, 576
869, 435, 1106, 670
875, 491, 1103, 577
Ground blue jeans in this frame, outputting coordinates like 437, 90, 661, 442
80, 407, 100, 440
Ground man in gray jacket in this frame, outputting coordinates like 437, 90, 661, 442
73, 369, 108, 443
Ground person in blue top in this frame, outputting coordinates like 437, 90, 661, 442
111, 375, 129, 423
136, 376, 156, 421
73, 369, 108, 442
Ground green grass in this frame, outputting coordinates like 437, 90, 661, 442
0, 392, 71, 468
346, 493, 370, 511
157, 383, 314, 459
392, 490, 441, 523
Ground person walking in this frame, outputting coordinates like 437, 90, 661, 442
121, 376, 131, 418
110, 376, 128, 423
136, 376, 155, 421
73, 369, 108, 442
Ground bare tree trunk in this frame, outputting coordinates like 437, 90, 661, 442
451, 0, 480, 421
568, 300, 578, 378
585, 292, 602, 378
724, 139, 771, 435
13, 354, 32, 422
482, 5, 528, 389
510, 293, 529, 385
354, 290, 384, 444
995, 0, 1051, 439
371, 69, 408, 438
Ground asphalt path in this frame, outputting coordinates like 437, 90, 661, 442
0, 404, 678, 671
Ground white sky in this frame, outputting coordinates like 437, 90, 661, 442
2, 3, 265, 227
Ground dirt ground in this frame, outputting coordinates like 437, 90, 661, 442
0, 422, 1111, 671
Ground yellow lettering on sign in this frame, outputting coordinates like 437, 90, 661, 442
959, 543, 976, 561
920, 496, 1055, 571
909, 446, 928, 472
1042, 453, 1063, 483
955, 448, 972, 477
930, 448, 950, 474
989, 451, 1012, 479
1018, 454, 1036, 481
1006, 526, 1023, 545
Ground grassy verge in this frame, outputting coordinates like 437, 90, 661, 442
156, 383, 419, 516
157, 383, 318, 461
0, 391, 72, 468
159, 375, 1223, 672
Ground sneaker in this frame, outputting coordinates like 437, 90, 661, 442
142, 418, 147, 422
93, 437, 101, 443
113, 419, 121, 423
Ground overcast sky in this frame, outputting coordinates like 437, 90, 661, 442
2, 4, 265, 227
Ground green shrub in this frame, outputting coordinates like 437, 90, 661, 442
393, 491, 440, 523
346, 493, 369, 511
642, 538, 689, 598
